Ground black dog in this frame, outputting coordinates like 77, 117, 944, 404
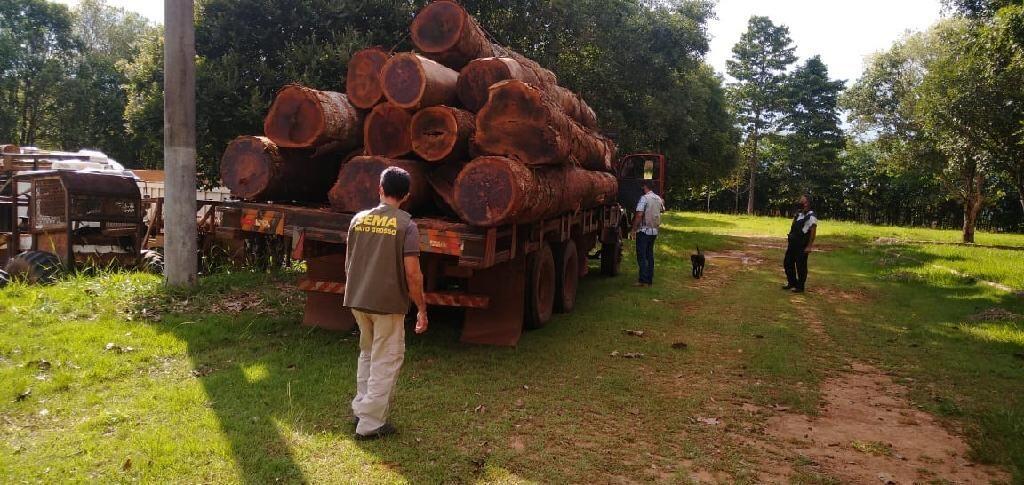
691, 246, 705, 279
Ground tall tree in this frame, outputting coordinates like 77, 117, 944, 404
0, 0, 78, 145
727, 16, 797, 214
943, 0, 1019, 18
778, 56, 846, 213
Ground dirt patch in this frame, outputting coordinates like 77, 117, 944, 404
764, 362, 1009, 484
814, 286, 873, 304
968, 308, 1021, 323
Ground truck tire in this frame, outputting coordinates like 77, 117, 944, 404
600, 235, 622, 277
554, 239, 579, 314
4, 251, 62, 284
0, 269, 9, 288
525, 242, 556, 329
140, 250, 164, 274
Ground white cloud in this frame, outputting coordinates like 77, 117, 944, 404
708, 0, 944, 84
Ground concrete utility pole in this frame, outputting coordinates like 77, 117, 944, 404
163, 0, 197, 286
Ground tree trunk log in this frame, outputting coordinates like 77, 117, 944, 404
475, 80, 614, 171
220, 136, 342, 202
264, 84, 363, 149
364, 103, 413, 158
329, 156, 432, 214
453, 156, 618, 227
962, 170, 985, 244
457, 57, 541, 112
411, 0, 495, 70
411, 106, 475, 163
0, 144, 19, 154
457, 57, 594, 127
346, 47, 392, 109
381, 53, 459, 110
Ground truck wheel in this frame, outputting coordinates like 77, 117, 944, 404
0, 269, 9, 288
140, 250, 164, 274
525, 242, 556, 329
554, 239, 579, 314
4, 251, 62, 284
600, 235, 622, 277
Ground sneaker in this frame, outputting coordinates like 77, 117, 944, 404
791, 287, 805, 293
782, 285, 795, 290
354, 423, 397, 441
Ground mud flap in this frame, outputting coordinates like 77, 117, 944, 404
460, 256, 527, 346
301, 243, 356, 332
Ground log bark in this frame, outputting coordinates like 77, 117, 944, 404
220, 136, 342, 202
411, 0, 495, 69
329, 156, 432, 214
346, 47, 392, 109
0, 144, 19, 154
364, 103, 413, 158
428, 161, 465, 217
411, 106, 475, 163
457, 57, 595, 127
264, 84, 363, 149
475, 80, 615, 171
453, 156, 618, 227
381, 53, 459, 110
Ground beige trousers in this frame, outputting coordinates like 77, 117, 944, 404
351, 310, 406, 435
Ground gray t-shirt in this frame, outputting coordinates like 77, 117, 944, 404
404, 221, 420, 255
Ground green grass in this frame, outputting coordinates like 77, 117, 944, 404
1, 212, 1022, 483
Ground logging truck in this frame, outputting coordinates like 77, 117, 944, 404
213, 154, 667, 347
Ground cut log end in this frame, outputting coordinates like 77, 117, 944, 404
364, 103, 413, 158
347, 48, 391, 109
457, 57, 537, 112
411, 106, 474, 163
220, 136, 277, 200
381, 54, 427, 108
329, 156, 431, 214
264, 86, 325, 148
410, 1, 469, 54
475, 80, 563, 165
453, 156, 522, 226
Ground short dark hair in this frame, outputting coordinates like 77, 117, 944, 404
641, 181, 654, 190
380, 167, 411, 199
802, 193, 813, 207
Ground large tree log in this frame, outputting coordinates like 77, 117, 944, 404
264, 84, 363, 149
364, 103, 413, 158
346, 47, 392, 109
381, 53, 459, 110
411, 106, 475, 164
475, 80, 615, 171
329, 156, 432, 214
427, 161, 465, 217
457, 57, 540, 112
457, 57, 596, 127
410, 0, 494, 69
220, 136, 343, 202
453, 156, 618, 227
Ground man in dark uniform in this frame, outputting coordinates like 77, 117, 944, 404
344, 167, 428, 440
783, 194, 817, 293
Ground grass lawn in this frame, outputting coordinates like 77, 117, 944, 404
1, 211, 1022, 483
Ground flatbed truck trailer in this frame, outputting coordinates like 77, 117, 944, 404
215, 201, 624, 346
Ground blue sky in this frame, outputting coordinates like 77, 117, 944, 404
56, 0, 944, 84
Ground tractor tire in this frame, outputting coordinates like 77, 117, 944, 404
524, 242, 556, 330
600, 234, 622, 277
4, 251, 62, 284
140, 250, 164, 274
0, 269, 9, 288
554, 239, 580, 314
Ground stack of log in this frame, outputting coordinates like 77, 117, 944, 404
219, 0, 618, 228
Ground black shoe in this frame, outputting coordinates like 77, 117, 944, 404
782, 285, 795, 290
791, 287, 805, 293
354, 423, 397, 441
